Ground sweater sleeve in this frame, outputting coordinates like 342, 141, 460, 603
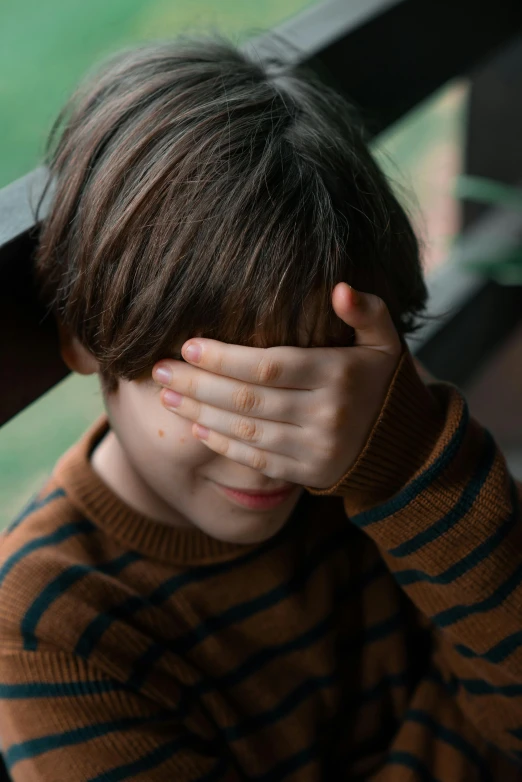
0, 649, 240, 782
305, 348, 522, 759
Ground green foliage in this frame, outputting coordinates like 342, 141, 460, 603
454, 175, 522, 285
455, 175, 522, 210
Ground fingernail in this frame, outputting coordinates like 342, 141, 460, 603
163, 390, 183, 408
183, 342, 202, 363
153, 365, 172, 385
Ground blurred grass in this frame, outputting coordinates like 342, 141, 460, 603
0, 0, 467, 527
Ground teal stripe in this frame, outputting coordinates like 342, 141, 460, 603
6, 711, 172, 767
0, 520, 95, 588
75, 490, 313, 660
127, 644, 164, 691
352, 399, 468, 529
387, 751, 439, 782
433, 558, 522, 628
193, 561, 385, 697
204, 613, 335, 694
362, 611, 401, 644
455, 628, 522, 664
218, 611, 400, 743
427, 666, 522, 699
223, 672, 337, 742
0, 679, 130, 699
459, 678, 522, 697
7, 488, 66, 533
221, 612, 403, 744
125, 528, 373, 690
405, 709, 492, 782
396, 476, 520, 589
389, 430, 496, 557
22, 551, 141, 651
130, 603, 399, 749
178, 604, 398, 741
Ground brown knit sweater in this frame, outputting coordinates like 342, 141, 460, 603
1, 349, 521, 781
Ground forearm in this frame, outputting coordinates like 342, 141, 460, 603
307, 349, 522, 751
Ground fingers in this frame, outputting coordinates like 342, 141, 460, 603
179, 340, 325, 389
153, 362, 309, 423
332, 283, 402, 353
160, 389, 305, 459
192, 425, 305, 484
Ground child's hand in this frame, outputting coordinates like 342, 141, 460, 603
152, 284, 403, 489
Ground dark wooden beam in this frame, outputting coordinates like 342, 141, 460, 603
255, 0, 522, 136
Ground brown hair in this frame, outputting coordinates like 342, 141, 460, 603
34, 36, 427, 394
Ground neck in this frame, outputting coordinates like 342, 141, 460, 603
90, 429, 192, 528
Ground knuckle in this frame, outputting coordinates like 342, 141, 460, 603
185, 375, 199, 398
232, 416, 260, 442
213, 353, 226, 376
189, 399, 203, 421
232, 383, 262, 415
213, 436, 230, 456
250, 450, 268, 472
255, 355, 283, 385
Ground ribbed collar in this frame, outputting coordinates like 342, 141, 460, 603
53, 414, 302, 566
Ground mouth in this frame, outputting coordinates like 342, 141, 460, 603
218, 483, 294, 496
212, 481, 296, 510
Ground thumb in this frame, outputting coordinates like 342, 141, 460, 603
332, 282, 400, 351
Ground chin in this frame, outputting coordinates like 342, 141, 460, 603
203, 513, 289, 546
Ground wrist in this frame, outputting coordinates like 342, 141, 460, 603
305, 348, 446, 511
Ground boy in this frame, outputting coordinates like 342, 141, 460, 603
0, 37, 521, 781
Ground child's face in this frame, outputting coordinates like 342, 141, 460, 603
94, 369, 304, 545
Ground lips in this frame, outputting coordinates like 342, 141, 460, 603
219, 484, 294, 496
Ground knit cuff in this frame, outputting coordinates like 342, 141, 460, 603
304, 348, 447, 513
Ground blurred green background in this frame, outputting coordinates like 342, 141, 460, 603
0, 0, 467, 526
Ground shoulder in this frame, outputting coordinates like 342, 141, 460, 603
0, 474, 97, 578
0, 476, 134, 658
0, 475, 93, 591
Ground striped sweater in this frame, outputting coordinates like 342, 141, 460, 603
0, 348, 521, 782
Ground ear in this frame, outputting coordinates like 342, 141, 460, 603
57, 319, 99, 376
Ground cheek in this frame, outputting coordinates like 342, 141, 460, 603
106, 380, 217, 468
143, 395, 212, 460
156, 413, 193, 445
107, 381, 194, 447
155, 415, 215, 469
